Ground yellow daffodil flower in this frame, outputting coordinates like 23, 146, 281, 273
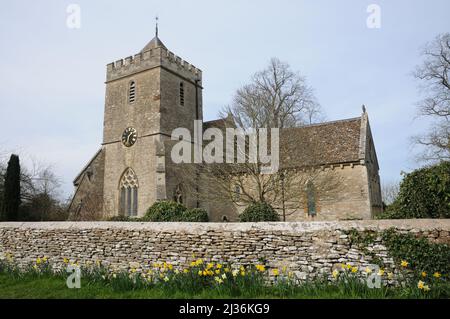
378, 269, 385, 276
421, 271, 427, 278
365, 267, 372, 274
433, 272, 441, 278
351, 267, 358, 273
423, 285, 430, 292
400, 260, 408, 267
272, 269, 279, 276
332, 269, 339, 278
417, 280, 425, 289
387, 272, 394, 279
255, 265, 266, 272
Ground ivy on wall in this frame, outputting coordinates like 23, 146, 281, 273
346, 228, 450, 275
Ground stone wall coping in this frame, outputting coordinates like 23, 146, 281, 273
0, 219, 449, 233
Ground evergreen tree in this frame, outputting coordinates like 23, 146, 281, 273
2, 154, 21, 221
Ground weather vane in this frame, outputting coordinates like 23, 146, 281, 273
155, 15, 159, 37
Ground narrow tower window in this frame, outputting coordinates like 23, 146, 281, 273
179, 82, 184, 106
129, 81, 136, 104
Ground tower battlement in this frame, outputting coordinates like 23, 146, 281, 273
106, 47, 202, 83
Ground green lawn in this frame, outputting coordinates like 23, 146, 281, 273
0, 273, 447, 299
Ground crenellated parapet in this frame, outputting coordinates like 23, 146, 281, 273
106, 47, 202, 84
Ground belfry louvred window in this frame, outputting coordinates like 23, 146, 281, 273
179, 82, 184, 106
119, 168, 138, 216
129, 81, 136, 103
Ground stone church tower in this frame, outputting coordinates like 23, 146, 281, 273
69, 30, 203, 219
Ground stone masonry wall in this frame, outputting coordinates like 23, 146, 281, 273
0, 220, 449, 280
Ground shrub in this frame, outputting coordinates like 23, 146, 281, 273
239, 202, 279, 222
143, 200, 187, 222
383, 161, 450, 219
182, 208, 209, 222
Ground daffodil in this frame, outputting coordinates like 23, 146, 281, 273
421, 271, 427, 277
112, 274, 117, 279
195, 259, 203, 266
351, 267, 358, 273
365, 267, 372, 274
206, 263, 214, 270
272, 269, 279, 276
183, 269, 189, 274
346, 263, 352, 269
433, 272, 441, 278
400, 260, 409, 267
387, 272, 394, 280
255, 265, 266, 272
163, 276, 169, 282
216, 263, 222, 269
198, 270, 203, 276
378, 269, 385, 276
42, 257, 48, 263
36, 257, 42, 265
224, 268, 230, 273
215, 269, 221, 275
423, 285, 430, 292
63, 257, 69, 264
232, 269, 239, 277
332, 269, 339, 278
240, 271, 246, 276
214, 276, 223, 284
221, 273, 227, 280
417, 280, 425, 290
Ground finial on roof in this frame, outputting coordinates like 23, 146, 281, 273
362, 104, 366, 113
155, 15, 159, 37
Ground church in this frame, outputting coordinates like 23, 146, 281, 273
68, 30, 382, 221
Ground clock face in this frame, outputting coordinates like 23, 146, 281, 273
121, 127, 137, 147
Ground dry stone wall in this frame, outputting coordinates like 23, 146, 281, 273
0, 220, 449, 280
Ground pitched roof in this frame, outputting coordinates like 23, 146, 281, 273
280, 117, 363, 168
73, 148, 103, 186
141, 36, 166, 52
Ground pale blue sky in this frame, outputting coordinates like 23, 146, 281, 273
0, 0, 449, 199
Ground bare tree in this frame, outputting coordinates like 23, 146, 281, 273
413, 33, 450, 162
381, 181, 400, 205
221, 57, 324, 128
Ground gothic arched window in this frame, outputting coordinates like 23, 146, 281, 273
119, 168, 138, 216
179, 82, 184, 106
306, 181, 316, 217
128, 81, 136, 104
